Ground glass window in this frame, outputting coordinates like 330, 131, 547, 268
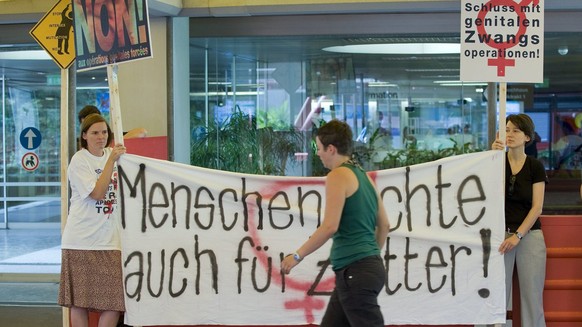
189, 35, 485, 174
0, 46, 62, 228
189, 31, 582, 214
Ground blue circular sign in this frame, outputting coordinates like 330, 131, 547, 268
19, 127, 42, 150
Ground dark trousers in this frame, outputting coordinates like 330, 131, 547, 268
321, 255, 385, 327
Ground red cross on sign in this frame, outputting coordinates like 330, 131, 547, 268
460, 0, 544, 83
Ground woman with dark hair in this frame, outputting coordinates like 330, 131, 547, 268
492, 113, 548, 327
58, 113, 127, 327
281, 119, 390, 326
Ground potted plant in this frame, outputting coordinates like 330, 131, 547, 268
191, 108, 304, 175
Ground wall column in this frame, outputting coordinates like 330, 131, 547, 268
168, 17, 190, 164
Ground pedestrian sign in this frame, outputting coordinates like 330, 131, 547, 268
29, 0, 76, 70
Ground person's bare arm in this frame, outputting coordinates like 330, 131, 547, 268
498, 181, 545, 254
369, 175, 390, 249
375, 207, 390, 249
280, 168, 350, 274
123, 127, 148, 139
89, 144, 126, 200
295, 168, 347, 258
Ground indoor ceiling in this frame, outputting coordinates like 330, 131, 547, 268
188, 32, 582, 99
0, 0, 581, 100
0, 27, 580, 102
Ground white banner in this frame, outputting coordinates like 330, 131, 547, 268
460, 0, 544, 83
117, 151, 506, 325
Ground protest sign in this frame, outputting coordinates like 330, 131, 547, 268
117, 151, 506, 325
72, 0, 152, 71
460, 0, 544, 83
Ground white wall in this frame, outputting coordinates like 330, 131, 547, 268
118, 17, 168, 137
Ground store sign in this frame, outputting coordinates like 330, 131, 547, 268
506, 84, 534, 107
29, 0, 76, 70
460, 0, 544, 83
72, 0, 152, 71
483, 84, 534, 108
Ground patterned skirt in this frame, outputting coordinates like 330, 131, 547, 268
58, 249, 125, 312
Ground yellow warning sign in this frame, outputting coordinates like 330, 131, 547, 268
29, 0, 75, 70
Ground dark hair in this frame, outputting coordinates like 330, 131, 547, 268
560, 120, 575, 135
316, 119, 353, 156
78, 105, 101, 124
507, 114, 535, 146
79, 113, 112, 149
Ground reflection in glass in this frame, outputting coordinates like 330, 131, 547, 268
187, 33, 582, 213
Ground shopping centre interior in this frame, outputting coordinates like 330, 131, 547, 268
0, 1, 581, 326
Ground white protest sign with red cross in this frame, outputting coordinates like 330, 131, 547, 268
460, 0, 544, 83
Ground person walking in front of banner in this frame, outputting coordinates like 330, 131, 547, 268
58, 113, 127, 327
281, 119, 390, 327
491, 113, 548, 327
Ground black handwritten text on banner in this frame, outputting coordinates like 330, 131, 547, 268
117, 151, 506, 325
460, 0, 544, 83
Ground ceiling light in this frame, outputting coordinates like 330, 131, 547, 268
256, 68, 276, 72
322, 43, 460, 55
0, 50, 51, 60
558, 46, 568, 56
77, 86, 109, 90
367, 82, 398, 87
405, 68, 460, 72
434, 81, 488, 87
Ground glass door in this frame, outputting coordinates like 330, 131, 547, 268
0, 49, 62, 229
1, 75, 5, 229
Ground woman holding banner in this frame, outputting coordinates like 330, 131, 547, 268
281, 119, 390, 327
492, 113, 548, 327
58, 113, 127, 327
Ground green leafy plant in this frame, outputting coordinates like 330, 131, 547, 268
350, 127, 482, 171
375, 137, 481, 170
191, 108, 303, 175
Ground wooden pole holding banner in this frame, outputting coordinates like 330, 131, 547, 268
107, 64, 124, 145
60, 67, 70, 327
494, 81, 508, 327
498, 82, 507, 143
106, 63, 140, 327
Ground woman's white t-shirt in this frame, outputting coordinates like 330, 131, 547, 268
61, 148, 121, 250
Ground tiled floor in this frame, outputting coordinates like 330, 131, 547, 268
0, 228, 61, 306
0, 229, 61, 261
0, 228, 61, 274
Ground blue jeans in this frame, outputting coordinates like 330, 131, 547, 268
321, 255, 385, 327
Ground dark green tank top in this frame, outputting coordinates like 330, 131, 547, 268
330, 163, 381, 270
